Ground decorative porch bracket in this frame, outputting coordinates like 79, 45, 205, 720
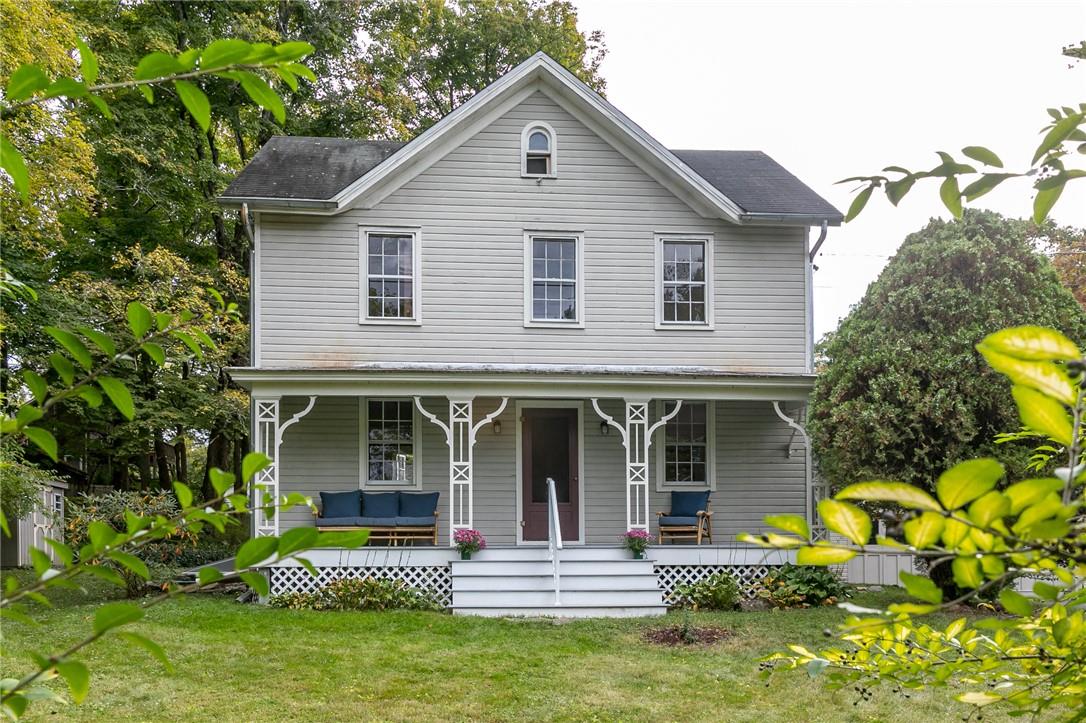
253, 396, 317, 537
771, 401, 822, 538
591, 398, 683, 531
415, 396, 508, 543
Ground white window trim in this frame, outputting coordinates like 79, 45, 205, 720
359, 397, 423, 490
654, 400, 716, 492
654, 233, 715, 330
523, 231, 585, 329
359, 225, 423, 325
520, 121, 558, 178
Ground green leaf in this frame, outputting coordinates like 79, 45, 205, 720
43, 77, 87, 99
0, 133, 29, 199
273, 41, 315, 62
961, 173, 1015, 201
127, 301, 153, 338
1023, 518, 1069, 539
139, 85, 154, 103
961, 146, 1003, 168
239, 570, 270, 597
22, 369, 47, 403
284, 62, 316, 82
49, 352, 75, 385
98, 376, 135, 420
1011, 385, 1073, 446
174, 80, 211, 132
977, 347, 1076, 405
87, 94, 113, 119
208, 468, 235, 496
885, 176, 916, 206
967, 491, 1010, 528
277, 527, 318, 557
55, 660, 89, 704
172, 481, 193, 508
172, 331, 202, 358
313, 530, 369, 549
15, 404, 42, 427
903, 511, 944, 549
795, 546, 856, 565
93, 602, 144, 634
1032, 113, 1084, 164
140, 342, 166, 365
835, 481, 942, 511
1004, 477, 1063, 514
980, 326, 1080, 361
117, 631, 172, 671
941, 517, 970, 547
2, 695, 27, 718
235, 536, 278, 569
43, 326, 92, 370
936, 458, 1004, 510
900, 571, 943, 604
106, 551, 149, 580
78, 385, 103, 408
844, 185, 873, 223
24, 426, 58, 461
273, 67, 298, 91
83, 564, 126, 587
242, 452, 271, 483
74, 325, 116, 357
43, 538, 73, 567
135, 52, 184, 81
200, 39, 251, 69
237, 72, 285, 124
764, 514, 810, 539
951, 557, 982, 589
1033, 182, 1064, 224
6, 64, 49, 102
29, 547, 52, 577
198, 566, 224, 586
87, 520, 117, 551
1032, 581, 1062, 601
939, 176, 962, 218
957, 691, 1001, 707
817, 499, 870, 546
75, 39, 98, 85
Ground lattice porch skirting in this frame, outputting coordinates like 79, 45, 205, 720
269, 566, 453, 606
655, 564, 778, 600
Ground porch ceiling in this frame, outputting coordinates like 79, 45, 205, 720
227, 363, 815, 401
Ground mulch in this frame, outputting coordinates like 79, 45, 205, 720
642, 625, 731, 647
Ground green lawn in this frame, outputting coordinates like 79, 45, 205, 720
1, 577, 1006, 722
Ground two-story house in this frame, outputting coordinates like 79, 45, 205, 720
221, 53, 842, 616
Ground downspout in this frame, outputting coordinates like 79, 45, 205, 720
808, 219, 829, 263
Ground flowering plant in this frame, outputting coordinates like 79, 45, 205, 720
453, 528, 486, 554
622, 529, 654, 553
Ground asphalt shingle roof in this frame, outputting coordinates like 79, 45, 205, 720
221, 136, 842, 221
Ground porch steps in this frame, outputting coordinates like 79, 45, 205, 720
450, 550, 667, 618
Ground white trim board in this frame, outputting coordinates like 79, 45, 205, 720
513, 400, 586, 546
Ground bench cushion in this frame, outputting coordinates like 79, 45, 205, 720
315, 515, 365, 527
394, 516, 437, 527
362, 491, 399, 517
356, 516, 398, 526
670, 490, 710, 517
320, 490, 361, 518
399, 491, 440, 517
659, 515, 700, 527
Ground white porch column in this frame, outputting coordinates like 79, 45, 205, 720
415, 396, 507, 544
591, 398, 683, 531
252, 395, 316, 537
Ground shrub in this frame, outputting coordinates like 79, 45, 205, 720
268, 577, 444, 612
670, 571, 741, 611
756, 564, 847, 608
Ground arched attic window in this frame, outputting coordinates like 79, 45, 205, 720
521, 122, 557, 177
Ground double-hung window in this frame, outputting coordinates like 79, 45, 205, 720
361, 227, 420, 323
657, 401, 715, 490
655, 235, 713, 328
362, 399, 419, 488
524, 233, 584, 327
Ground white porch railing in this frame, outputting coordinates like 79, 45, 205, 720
546, 477, 562, 605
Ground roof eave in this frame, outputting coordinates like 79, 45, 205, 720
217, 196, 339, 212
738, 212, 844, 227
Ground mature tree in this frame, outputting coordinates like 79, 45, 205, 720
810, 210, 1086, 494
1038, 223, 1086, 309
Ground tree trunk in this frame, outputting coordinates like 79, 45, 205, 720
154, 435, 173, 489
174, 430, 188, 486
136, 452, 153, 489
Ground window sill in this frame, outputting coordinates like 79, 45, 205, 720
524, 319, 585, 329
521, 173, 558, 180
359, 318, 422, 326
656, 483, 716, 493
654, 322, 715, 331
361, 481, 423, 491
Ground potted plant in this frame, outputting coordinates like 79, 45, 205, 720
622, 529, 653, 559
453, 528, 486, 560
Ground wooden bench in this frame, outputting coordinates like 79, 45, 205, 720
313, 490, 441, 546
312, 510, 439, 546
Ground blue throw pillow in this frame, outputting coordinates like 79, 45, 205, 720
399, 491, 440, 517
320, 490, 361, 518
671, 490, 710, 517
362, 491, 399, 517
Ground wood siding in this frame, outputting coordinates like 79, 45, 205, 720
277, 396, 806, 544
258, 90, 809, 372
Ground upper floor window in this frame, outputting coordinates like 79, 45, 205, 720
360, 227, 421, 324
657, 401, 715, 491
521, 122, 557, 177
655, 235, 714, 329
523, 232, 584, 327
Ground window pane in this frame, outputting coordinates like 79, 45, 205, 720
528, 131, 550, 151
526, 156, 548, 174
664, 402, 708, 485
367, 399, 415, 483
366, 234, 414, 319
531, 239, 577, 320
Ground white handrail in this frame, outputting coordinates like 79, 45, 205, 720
546, 477, 562, 605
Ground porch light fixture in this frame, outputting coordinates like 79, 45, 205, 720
493, 420, 502, 435
600, 420, 610, 436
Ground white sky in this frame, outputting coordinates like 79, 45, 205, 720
574, 0, 1086, 339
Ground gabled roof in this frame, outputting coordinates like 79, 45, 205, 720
220, 53, 842, 225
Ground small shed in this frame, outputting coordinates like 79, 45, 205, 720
0, 479, 68, 568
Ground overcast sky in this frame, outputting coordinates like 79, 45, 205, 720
573, 0, 1086, 339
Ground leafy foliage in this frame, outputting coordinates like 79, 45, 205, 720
753, 325, 1086, 719
0, 440, 63, 523
809, 211, 1086, 496
268, 577, 444, 612
755, 564, 848, 609
669, 571, 741, 611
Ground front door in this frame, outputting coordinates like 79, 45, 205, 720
521, 407, 579, 542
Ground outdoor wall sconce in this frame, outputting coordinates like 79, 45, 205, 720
600, 420, 610, 436
493, 420, 502, 435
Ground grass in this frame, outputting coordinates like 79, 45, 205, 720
1, 574, 1007, 722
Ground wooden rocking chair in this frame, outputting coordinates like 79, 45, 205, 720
657, 490, 713, 545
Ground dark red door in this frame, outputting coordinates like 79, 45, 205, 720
521, 408, 579, 542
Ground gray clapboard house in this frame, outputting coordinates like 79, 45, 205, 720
221, 53, 842, 616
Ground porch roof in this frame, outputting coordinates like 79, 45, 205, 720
227, 363, 815, 401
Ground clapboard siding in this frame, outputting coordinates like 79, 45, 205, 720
258, 90, 808, 371
277, 396, 806, 544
